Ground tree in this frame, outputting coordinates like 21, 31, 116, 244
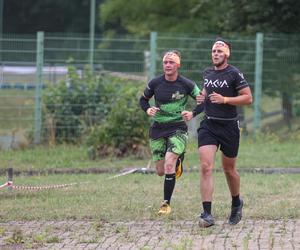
100, 0, 230, 36
3, 0, 103, 34
221, 0, 300, 34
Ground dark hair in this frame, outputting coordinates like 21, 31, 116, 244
163, 49, 181, 58
214, 37, 231, 52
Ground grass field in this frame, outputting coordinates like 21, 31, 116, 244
0, 135, 299, 172
0, 136, 299, 222
0, 90, 299, 225
0, 172, 299, 222
0, 89, 35, 133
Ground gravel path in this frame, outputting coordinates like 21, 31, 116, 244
0, 219, 299, 249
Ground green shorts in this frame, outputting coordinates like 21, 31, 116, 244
149, 131, 188, 162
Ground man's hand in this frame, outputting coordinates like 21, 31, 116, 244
196, 91, 206, 104
181, 111, 193, 121
146, 107, 160, 116
208, 91, 225, 104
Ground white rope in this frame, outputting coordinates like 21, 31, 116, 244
12, 182, 78, 190
107, 168, 138, 179
0, 181, 87, 191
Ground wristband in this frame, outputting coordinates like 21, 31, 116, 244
224, 97, 228, 104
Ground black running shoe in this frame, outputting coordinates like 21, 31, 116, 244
228, 199, 244, 225
198, 212, 215, 228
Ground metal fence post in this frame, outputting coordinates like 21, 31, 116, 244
34, 31, 44, 144
0, 0, 3, 62
7, 167, 13, 191
253, 32, 264, 137
149, 31, 157, 80
89, 0, 95, 71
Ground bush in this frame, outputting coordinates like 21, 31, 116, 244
43, 64, 151, 158
86, 85, 151, 159
43, 65, 121, 143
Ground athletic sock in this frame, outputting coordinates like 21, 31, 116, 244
202, 201, 212, 215
232, 194, 241, 207
164, 173, 176, 204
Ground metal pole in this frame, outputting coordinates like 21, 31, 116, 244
7, 167, 13, 191
89, 0, 95, 71
149, 31, 157, 80
0, 0, 3, 33
0, 0, 3, 62
253, 32, 264, 138
34, 31, 44, 144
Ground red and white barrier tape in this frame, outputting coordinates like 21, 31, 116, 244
0, 167, 141, 191
0, 181, 80, 191
0, 181, 11, 189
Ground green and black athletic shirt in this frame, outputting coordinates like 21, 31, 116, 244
143, 74, 200, 139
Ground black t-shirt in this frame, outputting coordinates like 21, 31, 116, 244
202, 65, 249, 119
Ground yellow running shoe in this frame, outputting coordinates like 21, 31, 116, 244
175, 154, 184, 179
157, 201, 172, 215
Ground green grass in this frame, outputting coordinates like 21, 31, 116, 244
0, 134, 299, 173
0, 172, 299, 221
243, 95, 283, 131
0, 96, 298, 223
0, 144, 149, 172
0, 89, 35, 133
186, 136, 300, 170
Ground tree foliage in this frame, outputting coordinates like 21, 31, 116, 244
100, 0, 300, 36
100, 0, 230, 36
3, 0, 103, 34
222, 0, 300, 34
4, 0, 299, 35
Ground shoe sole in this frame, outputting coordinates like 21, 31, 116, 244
198, 219, 214, 228
157, 205, 171, 215
158, 210, 171, 215
158, 212, 171, 215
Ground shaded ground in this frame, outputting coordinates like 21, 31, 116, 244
1, 167, 300, 177
0, 219, 299, 249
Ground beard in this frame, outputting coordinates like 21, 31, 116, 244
213, 57, 226, 67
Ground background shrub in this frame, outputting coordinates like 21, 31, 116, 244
43, 65, 151, 158
43, 65, 122, 143
86, 84, 151, 159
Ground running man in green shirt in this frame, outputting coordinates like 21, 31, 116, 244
139, 50, 203, 215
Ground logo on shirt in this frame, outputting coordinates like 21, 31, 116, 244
204, 79, 229, 88
172, 91, 184, 100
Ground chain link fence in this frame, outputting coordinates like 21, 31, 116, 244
0, 32, 299, 148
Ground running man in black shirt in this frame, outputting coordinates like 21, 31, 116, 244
196, 38, 253, 227
140, 50, 202, 215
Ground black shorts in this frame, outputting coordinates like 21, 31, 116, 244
197, 118, 240, 158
